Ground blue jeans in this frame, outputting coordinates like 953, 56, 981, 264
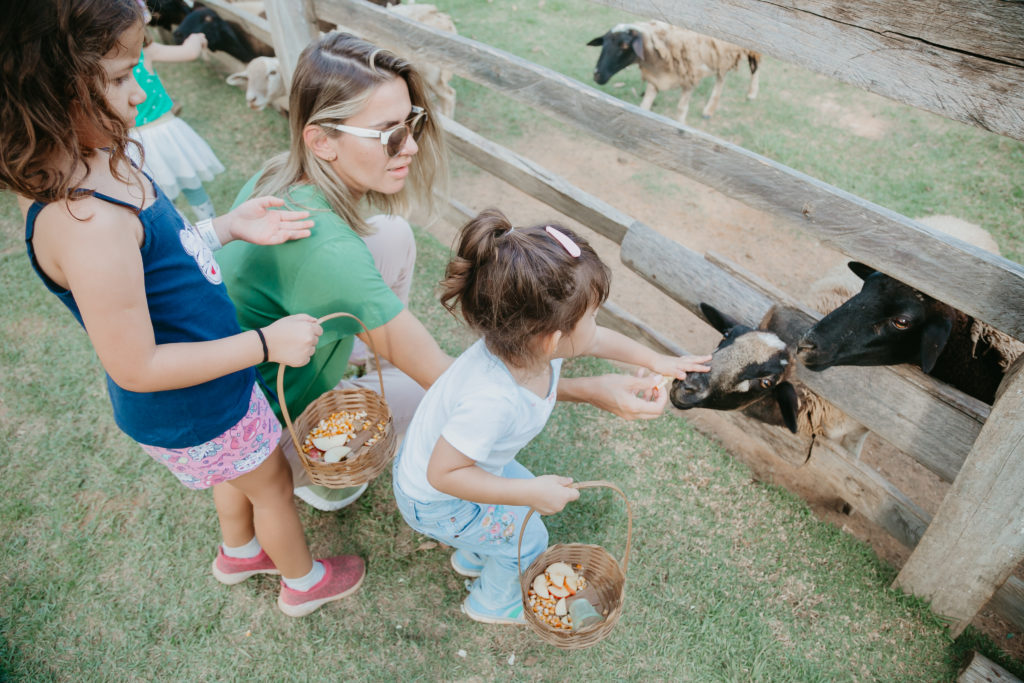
393, 452, 548, 610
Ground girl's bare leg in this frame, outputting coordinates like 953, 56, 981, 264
212, 446, 313, 578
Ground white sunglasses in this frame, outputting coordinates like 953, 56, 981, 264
321, 106, 427, 158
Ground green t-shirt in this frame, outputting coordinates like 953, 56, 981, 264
218, 174, 404, 423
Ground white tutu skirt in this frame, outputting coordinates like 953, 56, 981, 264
129, 115, 225, 199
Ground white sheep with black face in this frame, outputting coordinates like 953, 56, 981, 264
671, 303, 869, 456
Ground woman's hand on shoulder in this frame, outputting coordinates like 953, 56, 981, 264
528, 475, 580, 515
262, 314, 323, 367
218, 196, 314, 247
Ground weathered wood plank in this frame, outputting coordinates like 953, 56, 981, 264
264, 0, 319, 87
318, 0, 1024, 342
896, 358, 1024, 636
958, 651, 1022, 683
441, 116, 629, 244
587, 0, 1024, 142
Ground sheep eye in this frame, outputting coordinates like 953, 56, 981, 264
890, 316, 910, 330
759, 378, 774, 389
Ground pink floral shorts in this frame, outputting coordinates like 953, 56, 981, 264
139, 384, 282, 490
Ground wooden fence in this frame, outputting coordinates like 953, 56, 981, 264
203, 0, 1024, 638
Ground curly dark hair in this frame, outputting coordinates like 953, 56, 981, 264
440, 209, 612, 368
0, 0, 144, 203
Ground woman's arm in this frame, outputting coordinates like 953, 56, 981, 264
358, 309, 453, 388
41, 199, 320, 392
426, 437, 578, 515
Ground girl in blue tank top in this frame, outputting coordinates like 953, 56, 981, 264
0, 0, 367, 617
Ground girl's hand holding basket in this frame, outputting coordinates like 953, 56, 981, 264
262, 315, 322, 366
527, 475, 580, 515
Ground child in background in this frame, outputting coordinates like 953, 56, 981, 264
131, 1, 225, 221
0, 0, 363, 617
392, 209, 711, 624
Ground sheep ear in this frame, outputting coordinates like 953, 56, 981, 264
587, 36, 605, 46
630, 31, 645, 59
774, 381, 800, 433
919, 313, 953, 373
848, 262, 876, 281
699, 302, 739, 335
226, 72, 247, 86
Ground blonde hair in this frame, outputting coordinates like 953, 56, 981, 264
255, 32, 448, 236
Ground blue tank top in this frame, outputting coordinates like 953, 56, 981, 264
24, 179, 255, 448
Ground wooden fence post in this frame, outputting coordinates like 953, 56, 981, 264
895, 356, 1024, 636
263, 0, 319, 89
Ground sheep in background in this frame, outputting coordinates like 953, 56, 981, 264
226, 56, 283, 111
174, 7, 272, 63
146, 0, 192, 31
670, 303, 870, 456
587, 21, 760, 122
798, 216, 1023, 404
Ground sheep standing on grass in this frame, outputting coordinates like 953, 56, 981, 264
797, 216, 1023, 404
670, 303, 870, 456
385, 3, 457, 117
587, 21, 760, 122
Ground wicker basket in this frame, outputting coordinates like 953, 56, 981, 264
276, 312, 397, 488
517, 480, 632, 649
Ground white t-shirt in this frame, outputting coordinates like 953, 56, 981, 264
395, 338, 562, 502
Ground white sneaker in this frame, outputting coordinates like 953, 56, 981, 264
293, 483, 368, 511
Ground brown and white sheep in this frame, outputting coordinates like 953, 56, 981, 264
670, 304, 870, 456
385, 3, 457, 117
587, 21, 760, 122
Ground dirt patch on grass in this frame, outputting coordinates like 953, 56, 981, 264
421, 128, 1024, 661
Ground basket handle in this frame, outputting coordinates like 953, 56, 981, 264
275, 312, 386, 460
516, 480, 633, 579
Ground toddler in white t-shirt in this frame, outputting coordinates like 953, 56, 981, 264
392, 208, 711, 624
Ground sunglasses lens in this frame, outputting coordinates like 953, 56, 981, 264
386, 126, 408, 157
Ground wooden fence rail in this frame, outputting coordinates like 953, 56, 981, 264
237, 0, 1024, 638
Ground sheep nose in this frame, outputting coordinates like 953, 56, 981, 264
797, 339, 817, 355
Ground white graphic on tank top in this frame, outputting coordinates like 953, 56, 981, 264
178, 218, 223, 285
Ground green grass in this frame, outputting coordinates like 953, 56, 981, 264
2, 3, 1023, 680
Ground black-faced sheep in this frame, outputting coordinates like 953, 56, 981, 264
797, 216, 1023, 404
174, 7, 271, 63
147, 0, 192, 31
670, 303, 870, 456
587, 21, 760, 122
226, 56, 283, 111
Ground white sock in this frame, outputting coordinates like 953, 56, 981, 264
222, 536, 262, 559
283, 560, 326, 592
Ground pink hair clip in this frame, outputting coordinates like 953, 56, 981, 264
545, 225, 581, 258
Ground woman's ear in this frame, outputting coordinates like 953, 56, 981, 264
303, 124, 338, 162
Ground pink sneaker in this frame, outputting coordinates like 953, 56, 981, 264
277, 555, 366, 617
211, 548, 279, 585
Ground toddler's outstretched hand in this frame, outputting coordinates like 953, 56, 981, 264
650, 353, 712, 381
226, 196, 315, 246
262, 314, 322, 367
528, 475, 580, 515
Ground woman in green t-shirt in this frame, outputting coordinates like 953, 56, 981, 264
220, 32, 678, 512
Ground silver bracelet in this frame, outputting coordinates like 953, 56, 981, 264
195, 218, 223, 252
